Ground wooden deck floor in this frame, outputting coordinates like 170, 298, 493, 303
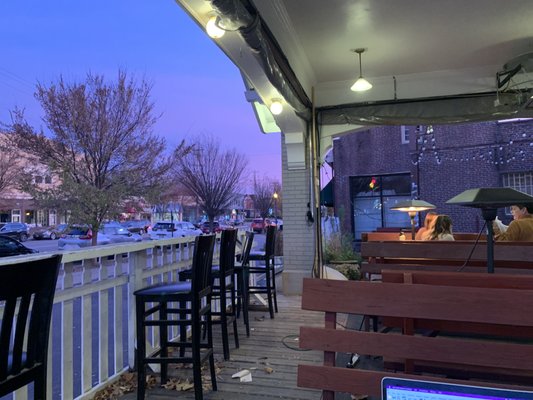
116, 294, 324, 400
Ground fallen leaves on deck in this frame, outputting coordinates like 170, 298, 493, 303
92, 360, 223, 399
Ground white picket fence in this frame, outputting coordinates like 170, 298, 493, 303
1, 233, 240, 400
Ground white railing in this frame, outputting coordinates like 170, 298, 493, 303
1, 233, 241, 400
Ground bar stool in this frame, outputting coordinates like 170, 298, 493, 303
248, 225, 278, 318
134, 234, 216, 400
179, 229, 239, 360
234, 231, 255, 336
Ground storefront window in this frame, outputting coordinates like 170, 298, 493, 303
12, 209, 21, 223
351, 173, 412, 239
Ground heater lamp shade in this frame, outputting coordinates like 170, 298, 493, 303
390, 200, 436, 213
446, 188, 533, 208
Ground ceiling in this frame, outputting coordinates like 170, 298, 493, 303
174, 0, 533, 129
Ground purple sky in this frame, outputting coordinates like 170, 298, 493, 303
0, 0, 282, 185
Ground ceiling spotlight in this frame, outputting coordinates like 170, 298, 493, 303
269, 99, 283, 115
350, 48, 372, 92
206, 16, 225, 39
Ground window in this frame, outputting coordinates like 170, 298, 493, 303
401, 126, 409, 144
44, 175, 52, 184
502, 171, 533, 215
350, 173, 413, 240
12, 209, 21, 223
34, 175, 43, 184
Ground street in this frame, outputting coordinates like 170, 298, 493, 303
24, 229, 266, 254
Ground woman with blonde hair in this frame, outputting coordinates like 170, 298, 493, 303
415, 211, 437, 240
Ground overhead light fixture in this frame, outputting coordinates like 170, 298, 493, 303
269, 99, 283, 115
206, 15, 225, 39
350, 48, 372, 92
391, 199, 436, 240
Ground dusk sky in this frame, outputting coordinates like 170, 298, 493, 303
0, 0, 282, 185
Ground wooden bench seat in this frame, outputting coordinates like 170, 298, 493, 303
297, 274, 533, 400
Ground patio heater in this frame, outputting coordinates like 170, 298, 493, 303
391, 200, 436, 240
446, 187, 533, 273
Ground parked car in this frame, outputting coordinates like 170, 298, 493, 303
0, 222, 29, 242
178, 221, 203, 236
265, 218, 283, 230
149, 221, 202, 240
58, 226, 111, 249
201, 221, 222, 234
122, 220, 151, 235
32, 223, 68, 240
251, 218, 265, 233
0, 235, 37, 257
100, 224, 142, 243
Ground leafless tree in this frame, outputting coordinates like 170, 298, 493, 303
253, 176, 281, 219
174, 135, 248, 232
0, 133, 24, 194
8, 71, 191, 244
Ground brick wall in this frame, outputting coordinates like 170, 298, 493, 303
333, 120, 533, 235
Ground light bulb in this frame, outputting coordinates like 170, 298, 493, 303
350, 77, 372, 92
206, 16, 225, 39
269, 100, 283, 115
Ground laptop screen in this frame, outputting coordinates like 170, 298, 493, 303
382, 378, 533, 400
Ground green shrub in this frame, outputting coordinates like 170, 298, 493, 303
323, 232, 361, 264
330, 263, 361, 280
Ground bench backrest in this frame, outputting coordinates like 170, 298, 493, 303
361, 240, 533, 269
362, 232, 486, 242
298, 276, 533, 400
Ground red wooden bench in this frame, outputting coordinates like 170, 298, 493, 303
360, 240, 533, 279
298, 275, 533, 400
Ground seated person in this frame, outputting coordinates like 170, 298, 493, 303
494, 204, 533, 241
415, 211, 437, 240
428, 214, 454, 241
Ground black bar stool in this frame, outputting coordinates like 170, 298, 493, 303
248, 225, 278, 318
179, 229, 239, 360
0, 254, 61, 400
134, 234, 216, 400
234, 231, 255, 336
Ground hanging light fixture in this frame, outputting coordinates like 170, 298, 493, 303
269, 99, 283, 115
206, 15, 225, 39
350, 48, 372, 92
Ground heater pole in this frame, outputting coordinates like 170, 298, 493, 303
482, 208, 497, 274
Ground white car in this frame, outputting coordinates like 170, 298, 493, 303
149, 221, 202, 240
100, 225, 142, 243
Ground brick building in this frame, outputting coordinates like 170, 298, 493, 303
332, 119, 533, 240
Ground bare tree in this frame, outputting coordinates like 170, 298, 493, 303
8, 71, 190, 244
253, 176, 281, 219
0, 133, 24, 193
174, 135, 248, 232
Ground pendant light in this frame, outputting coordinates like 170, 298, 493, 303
350, 48, 372, 92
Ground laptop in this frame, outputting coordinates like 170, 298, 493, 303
382, 377, 533, 400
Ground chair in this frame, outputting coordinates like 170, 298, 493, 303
179, 229, 239, 360
234, 231, 255, 336
248, 225, 278, 318
0, 254, 62, 400
134, 235, 217, 400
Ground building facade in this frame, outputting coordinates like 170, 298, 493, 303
332, 119, 533, 240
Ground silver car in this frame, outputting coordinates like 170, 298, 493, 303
100, 225, 142, 243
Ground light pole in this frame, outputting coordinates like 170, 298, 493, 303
273, 192, 279, 225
